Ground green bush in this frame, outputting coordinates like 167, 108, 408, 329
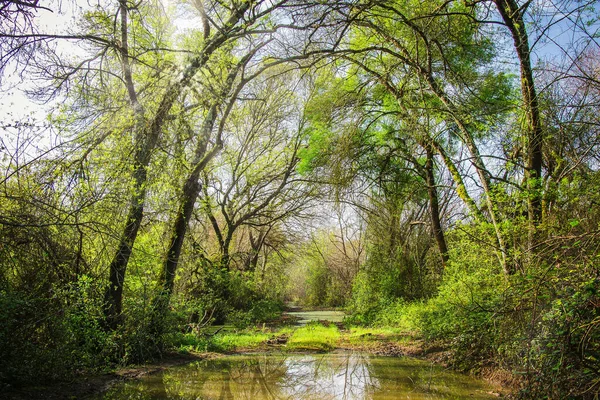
0, 275, 115, 387
60, 276, 116, 369
373, 299, 424, 332
515, 273, 600, 399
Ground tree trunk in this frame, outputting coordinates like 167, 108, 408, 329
424, 73, 509, 274
423, 142, 449, 266
160, 105, 218, 296
221, 231, 233, 268
429, 138, 486, 224
103, 1, 146, 329
103, 1, 253, 329
493, 0, 543, 228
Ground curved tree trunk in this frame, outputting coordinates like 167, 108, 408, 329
493, 0, 543, 262
423, 142, 449, 266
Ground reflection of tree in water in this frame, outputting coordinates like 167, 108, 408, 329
150, 353, 377, 399
280, 352, 378, 399
100, 353, 497, 399
367, 357, 497, 399
160, 354, 290, 399
221, 354, 288, 399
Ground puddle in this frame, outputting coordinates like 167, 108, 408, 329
98, 352, 500, 399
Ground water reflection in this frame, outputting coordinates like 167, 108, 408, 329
280, 353, 377, 399
100, 352, 498, 400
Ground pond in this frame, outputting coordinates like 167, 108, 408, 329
98, 352, 500, 399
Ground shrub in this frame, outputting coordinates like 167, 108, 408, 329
0, 275, 115, 387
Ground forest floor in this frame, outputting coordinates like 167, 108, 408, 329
4, 309, 512, 399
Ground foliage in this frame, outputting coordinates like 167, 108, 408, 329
347, 242, 439, 325
0, 276, 115, 386
227, 299, 283, 329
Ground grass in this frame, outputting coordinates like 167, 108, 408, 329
336, 326, 422, 355
171, 323, 416, 355
210, 331, 271, 352
172, 327, 286, 353
345, 326, 412, 344
286, 323, 340, 351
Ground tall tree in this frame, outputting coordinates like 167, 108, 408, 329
157, 49, 260, 300
333, 0, 513, 272
103, 0, 287, 328
492, 0, 543, 247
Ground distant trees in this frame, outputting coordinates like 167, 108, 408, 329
287, 208, 365, 307
201, 74, 306, 269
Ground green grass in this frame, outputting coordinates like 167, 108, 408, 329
169, 332, 211, 353
171, 328, 280, 353
210, 331, 271, 352
171, 323, 417, 355
287, 323, 340, 351
345, 327, 413, 345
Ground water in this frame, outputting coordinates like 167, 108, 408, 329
99, 352, 500, 399
286, 310, 346, 325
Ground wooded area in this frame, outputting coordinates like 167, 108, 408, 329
1, 0, 599, 398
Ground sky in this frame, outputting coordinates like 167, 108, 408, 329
1, 1, 84, 122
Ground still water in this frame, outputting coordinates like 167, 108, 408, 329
286, 310, 346, 325
99, 352, 500, 399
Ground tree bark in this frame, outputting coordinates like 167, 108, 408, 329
423, 142, 449, 266
493, 0, 543, 227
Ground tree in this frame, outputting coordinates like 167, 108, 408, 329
102, 0, 289, 328
157, 47, 263, 302
332, 0, 513, 272
200, 70, 314, 270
